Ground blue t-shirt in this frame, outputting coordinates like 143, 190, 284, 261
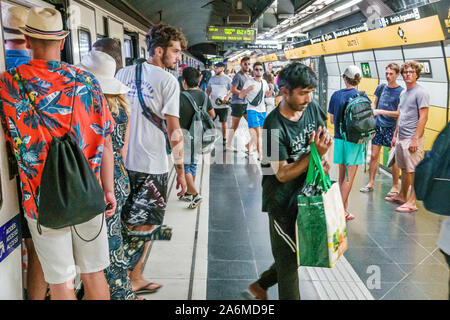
5, 49, 31, 69
374, 84, 404, 128
328, 88, 370, 139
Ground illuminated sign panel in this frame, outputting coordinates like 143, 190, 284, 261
207, 26, 257, 43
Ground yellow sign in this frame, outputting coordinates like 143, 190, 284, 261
258, 54, 278, 63
285, 15, 445, 59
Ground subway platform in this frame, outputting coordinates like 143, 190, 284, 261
139, 121, 448, 300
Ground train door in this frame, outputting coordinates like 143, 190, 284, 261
107, 17, 125, 68
68, 0, 96, 65
138, 33, 147, 59
0, 0, 56, 300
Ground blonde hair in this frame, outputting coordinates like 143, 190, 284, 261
104, 94, 130, 116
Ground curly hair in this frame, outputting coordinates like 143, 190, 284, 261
146, 23, 187, 56
401, 61, 423, 79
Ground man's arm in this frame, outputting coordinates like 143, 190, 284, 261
100, 135, 116, 218
238, 82, 255, 100
409, 107, 429, 152
165, 114, 187, 196
271, 127, 332, 183
391, 109, 401, 147
206, 88, 212, 96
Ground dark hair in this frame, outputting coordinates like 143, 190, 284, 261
146, 23, 187, 56
182, 67, 201, 88
277, 62, 317, 91
93, 38, 123, 72
263, 72, 273, 83
253, 62, 263, 69
241, 56, 250, 63
343, 74, 361, 86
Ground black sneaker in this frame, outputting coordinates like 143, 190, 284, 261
188, 194, 203, 209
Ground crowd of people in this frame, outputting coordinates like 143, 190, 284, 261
0, 5, 447, 301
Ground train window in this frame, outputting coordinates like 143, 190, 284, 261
141, 47, 145, 58
78, 28, 91, 62
124, 38, 133, 59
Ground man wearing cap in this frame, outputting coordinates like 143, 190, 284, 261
328, 65, 370, 220
0, 7, 115, 300
206, 62, 232, 146
3, 6, 30, 69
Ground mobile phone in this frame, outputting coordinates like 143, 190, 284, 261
105, 203, 113, 211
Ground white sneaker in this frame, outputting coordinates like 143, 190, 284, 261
179, 193, 193, 202
188, 194, 203, 209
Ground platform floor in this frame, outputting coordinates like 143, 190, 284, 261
140, 120, 448, 300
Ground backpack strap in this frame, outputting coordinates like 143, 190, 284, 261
135, 63, 171, 154
182, 91, 201, 113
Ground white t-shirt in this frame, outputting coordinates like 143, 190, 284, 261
116, 62, 180, 174
207, 74, 232, 109
243, 78, 269, 113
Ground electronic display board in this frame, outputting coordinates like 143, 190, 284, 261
206, 26, 257, 43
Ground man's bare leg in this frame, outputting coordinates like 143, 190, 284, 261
81, 270, 110, 300
363, 144, 381, 190
226, 116, 241, 150
49, 279, 76, 300
24, 238, 48, 300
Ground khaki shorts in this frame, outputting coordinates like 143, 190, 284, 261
394, 136, 424, 173
26, 214, 109, 284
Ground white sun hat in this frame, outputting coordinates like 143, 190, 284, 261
2, 6, 29, 40
18, 7, 69, 40
78, 50, 130, 95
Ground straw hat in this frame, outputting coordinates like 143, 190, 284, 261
78, 51, 130, 95
19, 7, 69, 40
2, 6, 29, 40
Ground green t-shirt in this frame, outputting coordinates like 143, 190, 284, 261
179, 89, 213, 130
262, 100, 327, 217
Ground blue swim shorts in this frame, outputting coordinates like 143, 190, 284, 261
333, 138, 365, 166
247, 110, 266, 128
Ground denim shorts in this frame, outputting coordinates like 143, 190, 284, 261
184, 163, 198, 176
247, 110, 266, 128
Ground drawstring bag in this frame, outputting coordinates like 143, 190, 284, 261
18, 71, 106, 241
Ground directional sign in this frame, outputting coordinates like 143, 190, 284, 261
0, 214, 21, 263
207, 26, 257, 43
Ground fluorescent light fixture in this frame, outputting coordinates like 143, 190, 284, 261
335, 0, 362, 12
313, 10, 334, 22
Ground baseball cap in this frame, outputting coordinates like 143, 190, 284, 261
215, 62, 225, 68
343, 65, 362, 79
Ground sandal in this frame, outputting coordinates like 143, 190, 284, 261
133, 282, 163, 294
387, 191, 399, 197
384, 196, 405, 204
345, 213, 355, 221
395, 205, 418, 213
360, 186, 374, 193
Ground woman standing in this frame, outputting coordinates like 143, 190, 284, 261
79, 50, 136, 300
263, 72, 279, 115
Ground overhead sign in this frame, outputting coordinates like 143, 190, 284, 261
0, 215, 20, 263
284, 15, 445, 59
258, 54, 278, 63
207, 26, 257, 43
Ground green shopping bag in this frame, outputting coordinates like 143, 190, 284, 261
296, 143, 348, 268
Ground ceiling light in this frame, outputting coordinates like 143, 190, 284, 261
335, 0, 362, 12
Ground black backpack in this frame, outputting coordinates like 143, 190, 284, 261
201, 70, 212, 85
339, 91, 376, 144
414, 123, 450, 216
182, 91, 216, 162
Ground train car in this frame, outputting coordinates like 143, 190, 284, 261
0, 0, 203, 300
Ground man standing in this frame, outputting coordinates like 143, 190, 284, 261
239, 62, 273, 160
245, 62, 331, 300
116, 23, 188, 294
177, 63, 187, 91
3, 6, 30, 70
226, 56, 252, 152
361, 63, 403, 196
387, 61, 429, 213
179, 67, 215, 208
0, 7, 115, 300
206, 62, 232, 146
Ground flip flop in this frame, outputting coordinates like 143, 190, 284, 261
133, 282, 163, 294
360, 186, 374, 193
395, 205, 418, 213
384, 196, 405, 204
225, 146, 238, 153
387, 191, 399, 197
345, 213, 355, 220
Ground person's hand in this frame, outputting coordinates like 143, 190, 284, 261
176, 173, 187, 197
391, 136, 397, 148
409, 137, 419, 153
247, 85, 255, 92
322, 158, 330, 175
104, 191, 116, 219
269, 83, 274, 91
373, 109, 381, 116
309, 126, 332, 157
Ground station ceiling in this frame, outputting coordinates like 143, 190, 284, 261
106, 0, 285, 59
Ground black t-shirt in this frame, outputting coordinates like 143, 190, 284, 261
179, 89, 213, 130
261, 100, 327, 217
